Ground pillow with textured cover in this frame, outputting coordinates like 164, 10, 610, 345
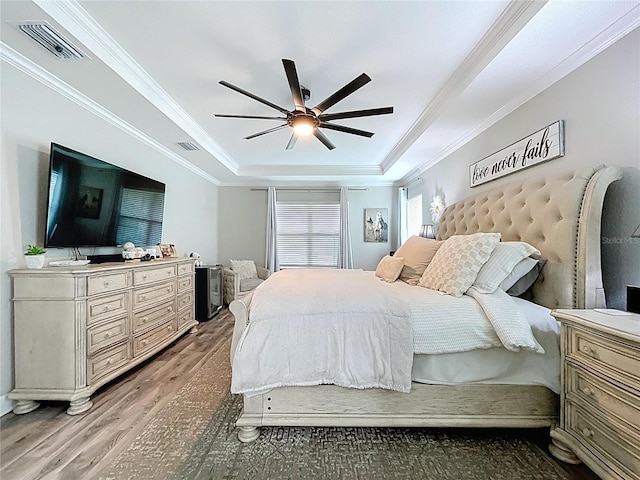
375, 255, 405, 283
230, 259, 258, 280
419, 232, 501, 297
472, 241, 540, 293
393, 236, 443, 285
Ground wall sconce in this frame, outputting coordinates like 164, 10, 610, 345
419, 224, 436, 239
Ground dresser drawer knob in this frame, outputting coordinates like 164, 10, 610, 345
582, 387, 593, 396
167, 326, 172, 332
582, 428, 594, 438
167, 306, 173, 312
106, 358, 114, 366
141, 294, 147, 300
142, 316, 149, 323
581, 345, 593, 355
142, 274, 148, 280
104, 330, 114, 338
167, 287, 172, 292
104, 304, 112, 312
104, 280, 113, 287
141, 339, 148, 346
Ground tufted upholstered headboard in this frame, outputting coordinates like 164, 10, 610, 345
436, 165, 622, 310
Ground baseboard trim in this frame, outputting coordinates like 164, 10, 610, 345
0, 394, 15, 417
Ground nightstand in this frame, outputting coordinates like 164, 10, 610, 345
550, 309, 640, 480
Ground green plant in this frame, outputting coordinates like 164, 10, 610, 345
24, 245, 46, 256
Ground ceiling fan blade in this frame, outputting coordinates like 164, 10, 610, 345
319, 122, 374, 138
286, 132, 298, 150
219, 80, 290, 115
312, 73, 371, 115
282, 59, 305, 112
214, 114, 287, 120
318, 106, 393, 122
244, 124, 288, 140
313, 129, 336, 150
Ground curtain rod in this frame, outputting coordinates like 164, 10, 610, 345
250, 187, 369, 192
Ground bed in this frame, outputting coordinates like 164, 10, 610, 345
229, 164, 622, 443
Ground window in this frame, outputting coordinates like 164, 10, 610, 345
277, 202, 340, 268
116, 188, 164, 246
407, 194, 422, 238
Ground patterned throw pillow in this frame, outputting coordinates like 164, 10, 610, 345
419, 233, 501, 297
230, 260, 258, 280
375, 255, 405, 282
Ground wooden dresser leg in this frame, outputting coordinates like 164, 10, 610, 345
13, 400, 40, 415
237, 426, 260, 443
66, 397, 93, 415
549, 428, 581, 464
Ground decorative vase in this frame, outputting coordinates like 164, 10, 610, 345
25, 254, 45, 269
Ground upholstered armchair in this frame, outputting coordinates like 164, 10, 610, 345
222, 264, 270, 304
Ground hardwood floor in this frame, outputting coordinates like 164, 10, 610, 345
1, 308, 598, 480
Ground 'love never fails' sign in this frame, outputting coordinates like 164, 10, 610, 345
469, 121, 565, 188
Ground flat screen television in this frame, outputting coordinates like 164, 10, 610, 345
45, 143, 165, 248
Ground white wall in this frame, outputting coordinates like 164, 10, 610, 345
218, 186, 396, 272
0, 62, 219, 414
416, 30, 640, 310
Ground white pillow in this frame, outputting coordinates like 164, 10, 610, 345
419, 233, 501, 297
230, 260, 258, 280
499, 256, 539, 292
472, 241, 540, 293
375, 255, 405, 283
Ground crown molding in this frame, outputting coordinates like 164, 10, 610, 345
380, 0, 547, 175
237, 164, 383, 177
410, 5, 640, 179
33, 0, 239, 175
1, 42, 220, 185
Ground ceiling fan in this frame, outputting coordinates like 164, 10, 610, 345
214, 59, 394, 150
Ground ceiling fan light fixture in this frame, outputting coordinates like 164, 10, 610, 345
291, 116, 315, 136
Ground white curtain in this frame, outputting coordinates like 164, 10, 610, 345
397, 187, 408, 248
265, 186, 279, 272
338, 187, 353, 269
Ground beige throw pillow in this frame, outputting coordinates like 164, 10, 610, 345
419, 233, 501, 297
375, 255, 405, 282
394, 236, 443, 285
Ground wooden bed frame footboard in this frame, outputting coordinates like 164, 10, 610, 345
229, 165, 622, 443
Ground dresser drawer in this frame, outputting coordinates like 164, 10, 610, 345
132, 300, 175, 333
87, 315, 129, 355
87, 292, 128, 325
88, 342, 130, 382
177, 262, 194, 276
132, 281, 176, 310
133, 320, 175, 356
177, 290, 194, 312
568, 326, 640, 383
87, 272, 129, 295
134, 265, 176, 286
566, 403, 640, 480
177, 274, 193, 293
178, 307, 195, 329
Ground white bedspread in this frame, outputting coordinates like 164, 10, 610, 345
231, 269, 414, 396
231, 270, 545, 396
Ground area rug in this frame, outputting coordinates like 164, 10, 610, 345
98, 337, 570, 480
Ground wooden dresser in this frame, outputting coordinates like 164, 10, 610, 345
550, 309, 640, 480
9, 258, 197, 415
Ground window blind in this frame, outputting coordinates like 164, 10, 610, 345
116, 188, 164, 246
277, 202, 340, 268
407, 194, 422, 238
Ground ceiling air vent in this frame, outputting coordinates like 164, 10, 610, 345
176, 142, 200, 151
14, 22, 88, 60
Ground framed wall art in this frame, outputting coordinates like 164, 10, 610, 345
364, 208, 388, 243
